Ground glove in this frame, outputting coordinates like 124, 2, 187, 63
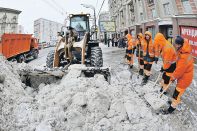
160, 67, 165, 72
154, 57, 159, 64
170, 76, 176, 82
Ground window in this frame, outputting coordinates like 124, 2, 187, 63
163, 3, 171, 16
138, 0, 142, 6
181, 0, 192, 14
151, 8, 157, 18
70, 15, 89, 32
140, 13, 143, 21
129, 4, 134, 12
147, 0, 154, 5
120, 10, 123, 18
12, 25, 16, 33
12, 16, 17, 23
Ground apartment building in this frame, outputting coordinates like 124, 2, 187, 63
34, 18, 63, 44
0, 7, 21, 37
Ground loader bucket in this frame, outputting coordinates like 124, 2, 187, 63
53, 50, 60, 67
81, 67, 111, 84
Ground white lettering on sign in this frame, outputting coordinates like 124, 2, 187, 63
189, 40, 194, 45
181, 28, 197, 37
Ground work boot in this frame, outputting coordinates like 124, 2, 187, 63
161, 106, 176, 115
141, 75, 149, 85
167, 100, 172, 105
160, 87, 167, 95
139, 69, 144, 76
130, 65, 133, 69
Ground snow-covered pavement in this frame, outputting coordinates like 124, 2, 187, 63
28, 47, 55, 68
0, 44, 197, 131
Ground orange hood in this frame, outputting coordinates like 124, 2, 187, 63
179, 40, 192, 54
126, 34, 132, 41
154, 33, 167, 48
137, 33, 144, 42
144, 31, 152, 43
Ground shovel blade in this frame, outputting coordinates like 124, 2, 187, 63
144, 92, 168, 111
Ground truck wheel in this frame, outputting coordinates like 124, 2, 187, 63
90, 47, 103, 67
46, 50, 55, 68
33, 50, 38, 59
17, 55, 26, 63
11, 58, 17, 62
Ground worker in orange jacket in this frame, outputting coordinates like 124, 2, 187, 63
162, 36, 194, 114
154, 33, 177, 94
141, 31, 156, 85
135, 33, 144, 75
126, 33, 136, 68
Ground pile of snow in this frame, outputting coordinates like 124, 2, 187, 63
0, 56, 36, 130
1, 56, 197, 130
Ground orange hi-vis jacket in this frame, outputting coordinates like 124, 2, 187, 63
154, 33, 177, 70
142, 31, 154, 58
126, 34, 135, 50
171, 40, 194, 89
136, 33, 144, 49
136, 33, 144, 58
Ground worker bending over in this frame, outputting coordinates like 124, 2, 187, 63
162, 36, 194, 114
154, 33, 177, 94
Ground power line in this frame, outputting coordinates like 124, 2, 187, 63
41, 0, 65, 15
95, 0, 99, 8
97, 0, 106, 18
50, 0, 66, 14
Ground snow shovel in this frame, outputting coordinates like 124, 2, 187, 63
160, 81, 172, 98
143, 78, 172, 111
137, 47, 141, 79
153, 72, 162, 87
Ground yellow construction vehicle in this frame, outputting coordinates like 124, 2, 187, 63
46, 14, 103, 68
45, 14, 110, 82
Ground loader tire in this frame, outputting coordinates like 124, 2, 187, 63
46, 50, 55, 68
90, 47, 103, 67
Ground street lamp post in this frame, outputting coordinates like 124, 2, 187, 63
81, 4, 97, 40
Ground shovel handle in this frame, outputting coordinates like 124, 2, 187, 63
160, 81, 172, 98
153, 72, 162, 87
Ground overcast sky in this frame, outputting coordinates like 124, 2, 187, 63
0, 0, 108, 33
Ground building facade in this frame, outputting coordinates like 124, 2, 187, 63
108, 0, 197, 59
98, 11, 112, 41
172, 0, 197, 59
108, 0, 196, 38
34, 18, 63, 44
0, 7, 21, 37
17, 25, 24, 34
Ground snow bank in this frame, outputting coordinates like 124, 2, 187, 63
1, 55, 197, 131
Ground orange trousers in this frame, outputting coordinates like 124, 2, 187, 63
171, 87, 186, 108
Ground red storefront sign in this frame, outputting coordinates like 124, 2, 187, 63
180, 26, 197, 58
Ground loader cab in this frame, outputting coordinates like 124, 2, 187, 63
69, 14, 90, 40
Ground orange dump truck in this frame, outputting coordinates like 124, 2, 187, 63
0, 34, 39, 62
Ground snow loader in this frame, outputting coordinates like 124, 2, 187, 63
45, 14, 110, 82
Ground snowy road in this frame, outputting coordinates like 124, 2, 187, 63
28, 47, 55, 67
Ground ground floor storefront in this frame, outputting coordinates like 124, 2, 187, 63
172, 15, 197, 63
